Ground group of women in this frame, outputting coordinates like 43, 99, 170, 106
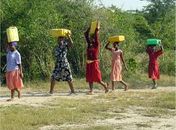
5, 22, 163, 101
49, 22, 129, 95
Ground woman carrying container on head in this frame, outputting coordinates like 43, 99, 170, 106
49, 33, 75, 94
146, 40, 164, 89
105, 41, 128, 91
84, 21, 108, 95
6, 42, 23, 101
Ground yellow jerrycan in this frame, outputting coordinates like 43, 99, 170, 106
6, 26, 19, 42
89, 20, 100, 35
50, 29, 71, 37
108, 35, 125, 43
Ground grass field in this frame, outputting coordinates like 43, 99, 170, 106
0, 75, 175, 130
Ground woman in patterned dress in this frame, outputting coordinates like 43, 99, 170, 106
105, 42, 128, 91
49, 34, 75, 94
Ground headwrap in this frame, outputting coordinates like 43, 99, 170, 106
11, 41, 17, 46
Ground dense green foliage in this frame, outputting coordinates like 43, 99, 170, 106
0, 0, 175, 81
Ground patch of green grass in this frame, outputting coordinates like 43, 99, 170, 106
97, 91, 175, 118
99, 91, 176, 109
124, 73, 175, 88
0, 97, 115, 130
151, 92, 176, 109
143, 108, 174, 117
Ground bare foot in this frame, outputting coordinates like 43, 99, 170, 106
124, 86, 128, 91
49, 91, 53, 94
67, 92, 77, 96
110, 90, 115, 93
7, 98, 14, 102
152, 86, 157, 89
17, 91, 21, 99
87, 91, 94, 95
107, 83, 110, 89
105, 89, 109, 93
104, 83, 109, 93
152, 84, 157, 89
105, 88, 109, 93
105, 83, 109, 93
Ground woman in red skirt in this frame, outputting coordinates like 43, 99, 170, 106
146, 44, 163, 89
84, 22, 108, 94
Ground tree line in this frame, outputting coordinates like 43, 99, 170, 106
0, 0, 175, 82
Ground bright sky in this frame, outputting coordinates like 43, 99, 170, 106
95, 0, 149, 10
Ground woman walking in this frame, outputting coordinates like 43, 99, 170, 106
84, 22, 108, 94
49, 34, 75, 94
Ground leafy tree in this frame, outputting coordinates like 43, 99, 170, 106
142, 0, 175, 23
0, 0, 174, 82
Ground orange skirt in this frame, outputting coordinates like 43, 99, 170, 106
6, 69, 23, 90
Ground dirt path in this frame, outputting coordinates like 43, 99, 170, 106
0, 87, 175, 130
0, 89, 99, 107
0, 87, 175, 106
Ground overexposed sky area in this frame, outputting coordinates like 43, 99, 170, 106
95, 0, 149, 10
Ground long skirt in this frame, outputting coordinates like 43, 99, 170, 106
86, 61, 102, 83
148, 62, 160, 80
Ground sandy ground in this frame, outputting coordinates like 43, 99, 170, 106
0, 87, 175, 106
0, 87, 175, 130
